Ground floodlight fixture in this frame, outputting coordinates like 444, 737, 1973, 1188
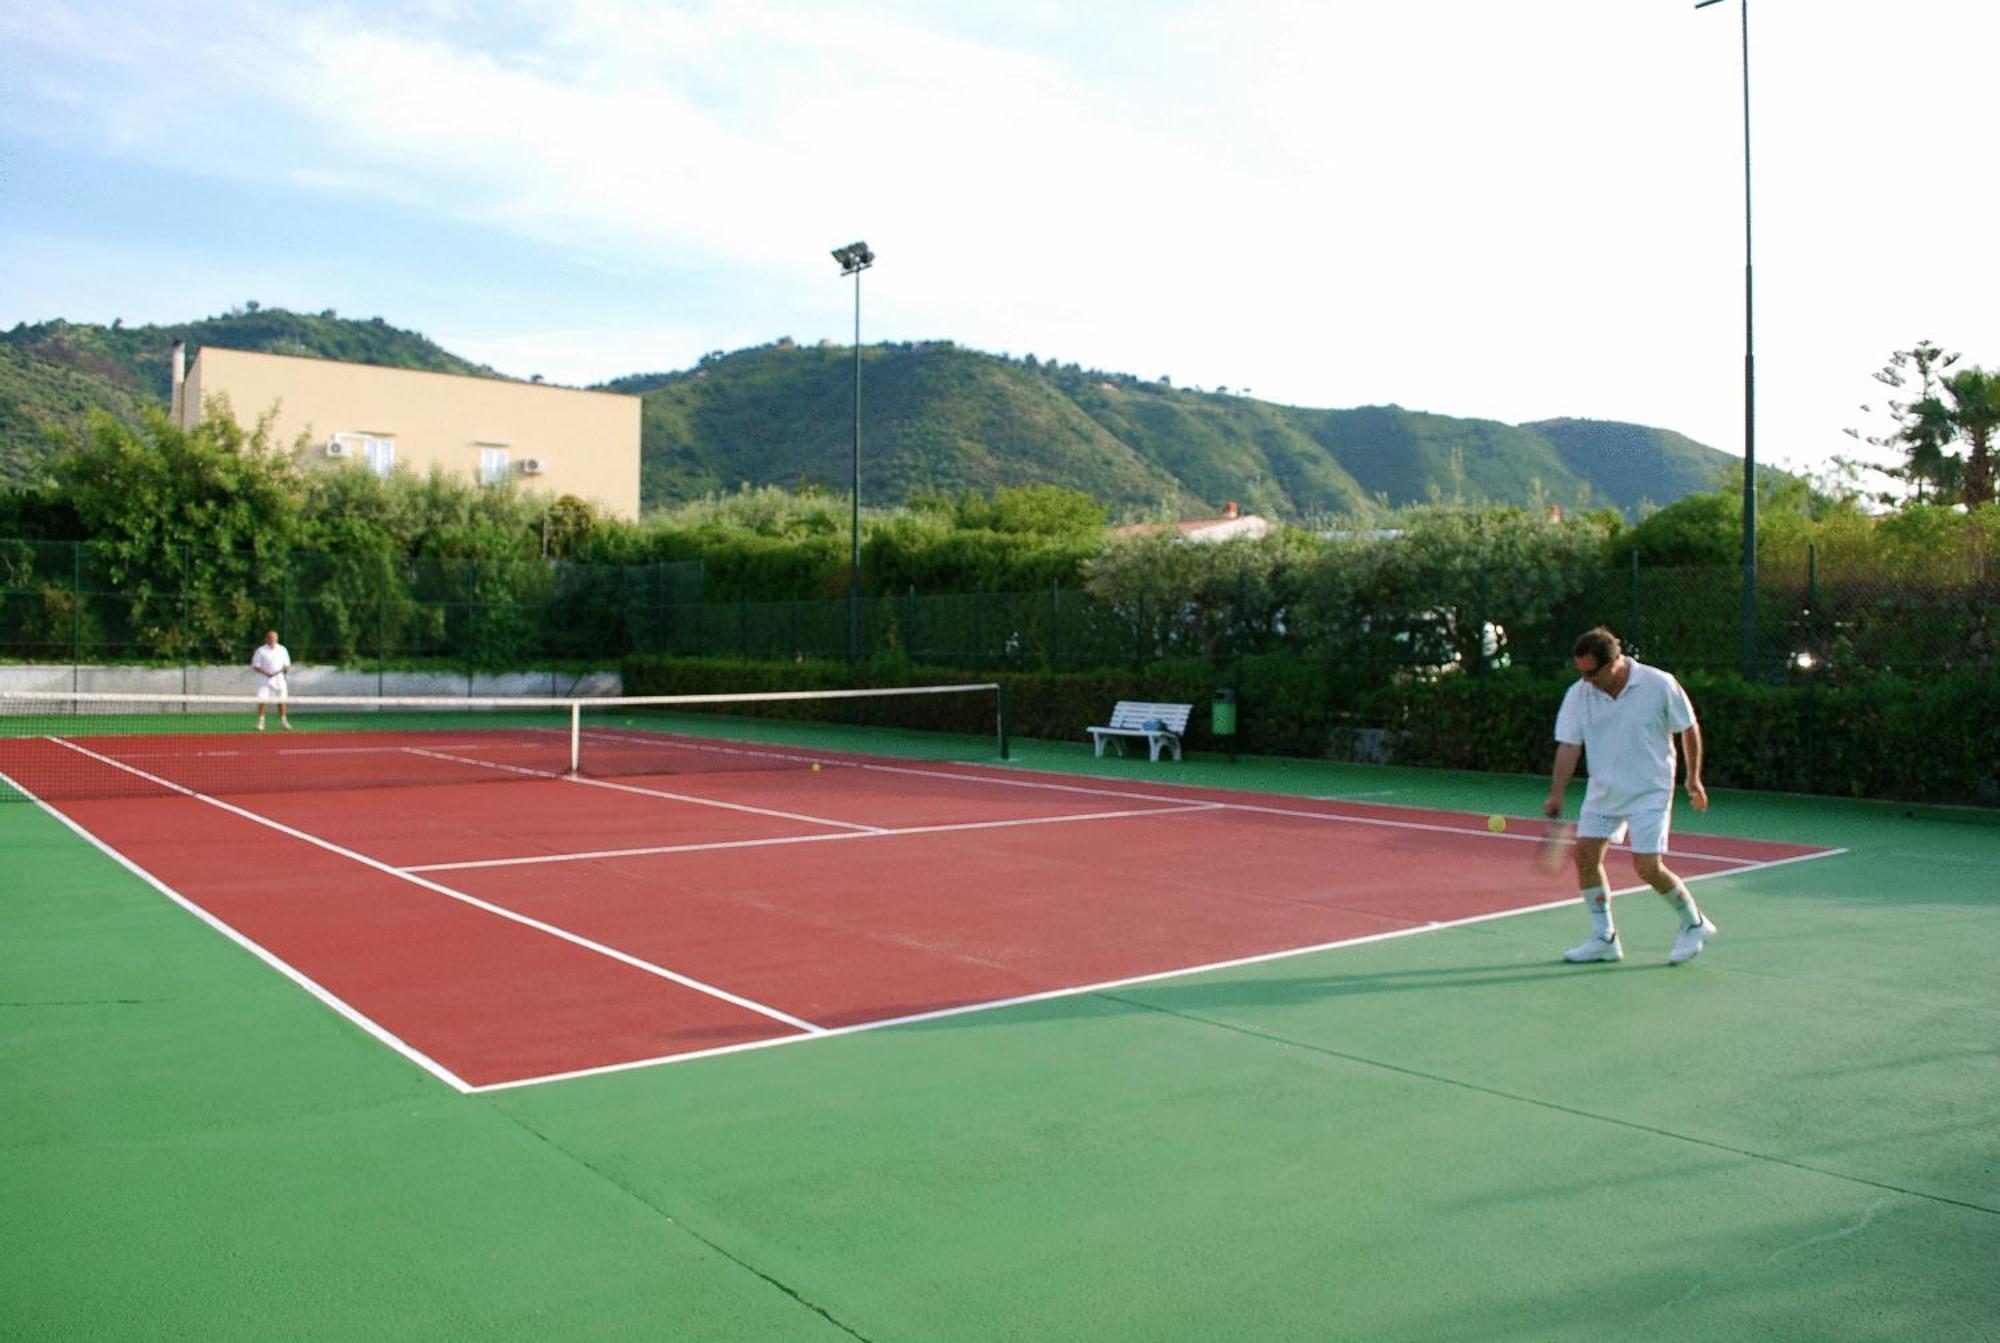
832, 241, 876, 664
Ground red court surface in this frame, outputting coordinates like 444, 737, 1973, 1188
20, 748, 1835, 1091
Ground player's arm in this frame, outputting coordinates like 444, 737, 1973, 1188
1679, 722, 1708, 811
1545, 741, 1582, 817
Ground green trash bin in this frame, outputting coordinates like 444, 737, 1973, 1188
1211, 688, 1237, 736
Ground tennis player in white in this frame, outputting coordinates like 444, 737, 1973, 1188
251, 629, 292, 731
1544, 627, 1714, 965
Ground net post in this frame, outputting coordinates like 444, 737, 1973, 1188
569, 701, 581, 775
996, 680, 1010, 760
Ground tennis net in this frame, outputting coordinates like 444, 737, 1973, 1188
0, 683, 1008, 802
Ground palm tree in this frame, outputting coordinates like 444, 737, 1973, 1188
1939, 367, 1999, 507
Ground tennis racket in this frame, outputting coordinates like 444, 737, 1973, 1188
1536, 815, 1576, 875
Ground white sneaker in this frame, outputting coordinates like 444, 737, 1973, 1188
256, 721, 265, 731
1668, 918, 1717, 965
1563, 933, 1623, 963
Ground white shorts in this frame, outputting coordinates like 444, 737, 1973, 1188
1578, 804, 1671, 854
257, 674, 288, 702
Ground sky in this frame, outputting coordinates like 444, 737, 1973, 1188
4, 0, 1996, 491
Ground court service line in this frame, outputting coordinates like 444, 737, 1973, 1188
515, 729, 1813, 868
470, 844, 1845, 1093
562, 770, 890, 832
48, 739, 827, 1037
400, 801, 1224, 873
0, 769, 478, 1094
696, 752, 1793, 869
407, 746, 889, 834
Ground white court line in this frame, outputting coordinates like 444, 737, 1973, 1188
407, 745, 889, 834
401, 802, 1223, 873
19, 736, 1848, 1092
110, 736, 565, 763
38, 718, 1797, 869
470, 842, 1848, 1094
1, 769, 477, 1094
749, 754, 1794, 868
562, 771, 888, 832
409, 743, 1774, 872
48, 739, 827, 1038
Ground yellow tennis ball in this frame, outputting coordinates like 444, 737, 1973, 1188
811, 762, 822, 773
1486, 814, 1507, 833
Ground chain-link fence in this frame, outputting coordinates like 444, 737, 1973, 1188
3, 537, 1992, 684
0, 538, 703, 674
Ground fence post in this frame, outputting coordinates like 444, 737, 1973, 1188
975, 587, 988, 670
378, 554, 389, 698
1805, 541, 1819, 794
71, 540, 82, 691
179, 543, 190, 695
1473, 562, 1489, 677
1050, 579, 1061, 672
1628, 548, 1641, 653
1231, 572, 1245, 763
465, 562, 477, 695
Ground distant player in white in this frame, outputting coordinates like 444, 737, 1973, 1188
1544, 627, 1714, 965
251, 629, 292, 731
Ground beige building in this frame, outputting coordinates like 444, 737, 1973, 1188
173, 346, 641, 519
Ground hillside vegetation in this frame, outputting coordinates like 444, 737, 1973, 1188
2, 309, 1732, 516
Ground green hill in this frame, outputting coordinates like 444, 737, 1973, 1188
1, 311, 1735, 517
619, 343, 1734, 519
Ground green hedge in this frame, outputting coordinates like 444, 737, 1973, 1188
1337, 666, 1997, 804
619, 653, 1332, 759
620, 654, 2000, 806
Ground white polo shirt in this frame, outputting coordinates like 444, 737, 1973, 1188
252, 643, 290, 678
1554, 659, 1697, 816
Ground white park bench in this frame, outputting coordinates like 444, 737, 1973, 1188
1088, 701, 1193, 762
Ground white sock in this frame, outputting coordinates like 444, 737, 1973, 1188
1581, 885, 1614, 940
1663, 883, 1704, 930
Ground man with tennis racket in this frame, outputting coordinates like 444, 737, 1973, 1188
250, 629, 293, 731
1544, 627, 1712, 965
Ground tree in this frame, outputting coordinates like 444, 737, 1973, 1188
1084, 529, 1317, 661
52, 405, 302, 658
1938, 366, 1999, 507
1309, 506, 1609, 674
1606, 492, 1737, 567
1855, 341, 1998, 505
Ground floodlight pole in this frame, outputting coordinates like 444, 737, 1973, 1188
833, 242, 875, 668
1698, 0, 1757, 677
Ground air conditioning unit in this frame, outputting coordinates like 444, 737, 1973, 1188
519, 458, 547, 476
325, 439, 352, 458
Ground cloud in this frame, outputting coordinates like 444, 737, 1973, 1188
7, 0, 1996, 466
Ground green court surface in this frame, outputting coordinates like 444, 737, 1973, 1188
4, 731, 1996, 1340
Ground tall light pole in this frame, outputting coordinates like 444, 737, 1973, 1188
840, 239, 880, 667
1697, 0, 1757, 677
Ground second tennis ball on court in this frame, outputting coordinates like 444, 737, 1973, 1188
811, 763, 821, 773
1487, 814, 1507, 833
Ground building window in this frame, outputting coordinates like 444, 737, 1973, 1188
330, 432, 396, 478
479, 446, 510, 485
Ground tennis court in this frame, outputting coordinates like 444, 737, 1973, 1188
4, 690, 1995, 1339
